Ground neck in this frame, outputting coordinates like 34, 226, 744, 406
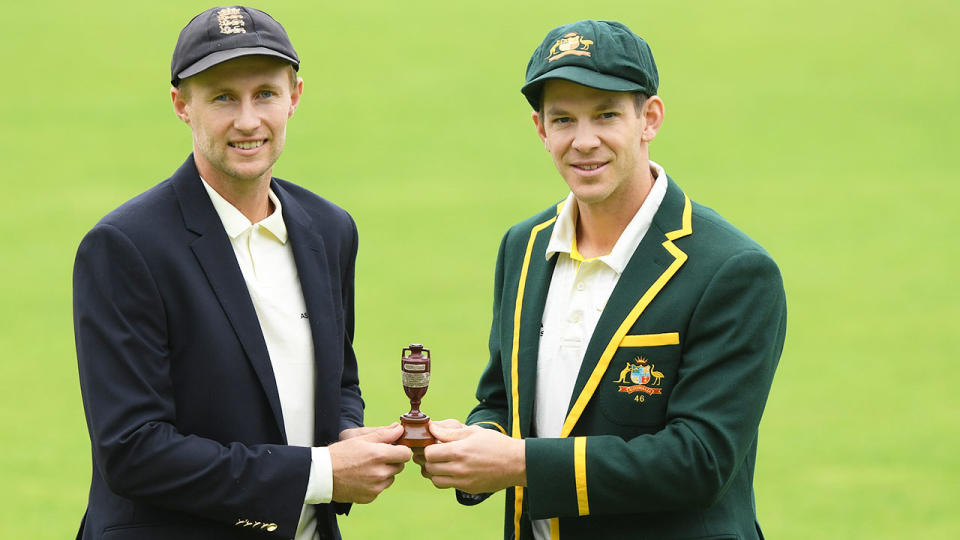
196, 162, 274, 224
574, 166, 655, 259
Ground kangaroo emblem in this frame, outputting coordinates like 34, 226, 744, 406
614, 363, 632, 383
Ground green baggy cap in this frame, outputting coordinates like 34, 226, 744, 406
521, 20, 658, 110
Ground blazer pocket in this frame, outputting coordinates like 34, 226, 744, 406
619, 332, 679, 347
598, 333, 680, 427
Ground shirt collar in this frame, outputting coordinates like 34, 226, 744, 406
200, 177, 288, 243
545, 160, 668, 274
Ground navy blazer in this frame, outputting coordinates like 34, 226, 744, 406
73, 156, 364, 540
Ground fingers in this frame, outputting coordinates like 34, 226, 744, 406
383, 444, 414, 464
430, 423, 478, 443
329, 425, 412, 504
339, 425, 375, 440
357, 422, 404, 444
427, 474, 462, 490
416, 428, 526, 493
430, 418, 466, 430
340, 422, 403, 441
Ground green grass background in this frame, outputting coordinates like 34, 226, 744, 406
1, 0, 957, 538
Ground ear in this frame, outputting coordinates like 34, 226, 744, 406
532, 110, 549, 150
171, 87, 190, 125
288, 77, 304, 119
640, 95, 664, 143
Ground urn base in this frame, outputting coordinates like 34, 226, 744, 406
398, 413, 436, 452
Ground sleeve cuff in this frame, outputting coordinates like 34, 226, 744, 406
304, 447, 333, 504
525, 437, 580, 519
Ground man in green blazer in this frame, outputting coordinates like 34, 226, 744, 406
418, 20, 786, 540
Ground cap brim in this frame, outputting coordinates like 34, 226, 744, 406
521, 65, 645, 109
176, 47, 298, 82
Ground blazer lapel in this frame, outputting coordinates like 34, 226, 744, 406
271, 182, 342, 447
513, 219, 558, 438
561, 177, 693, 436
171, 156, 288, 442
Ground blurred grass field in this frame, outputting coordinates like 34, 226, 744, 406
1, 0, 958, 538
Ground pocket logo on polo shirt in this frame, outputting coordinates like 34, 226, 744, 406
612, 357, 664, 403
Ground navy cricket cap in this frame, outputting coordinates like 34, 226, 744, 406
171, 6, 299, 87
521, 20, 658, 110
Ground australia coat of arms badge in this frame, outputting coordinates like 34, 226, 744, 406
613, 357, 664, 403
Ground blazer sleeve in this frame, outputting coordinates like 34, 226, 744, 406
465, 231, 511, 436
337, 217, 364, 434
331, 217, 363, 517
524, 249, 787, 519
74, 223, 310, 538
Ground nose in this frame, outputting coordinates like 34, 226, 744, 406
571, 123, 600, 153
234, 98, 261, 132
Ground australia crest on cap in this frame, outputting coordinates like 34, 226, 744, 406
547, 32, 594, 62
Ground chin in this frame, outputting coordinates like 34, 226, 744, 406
571, 186, 614, 206
228, 161, 273, 181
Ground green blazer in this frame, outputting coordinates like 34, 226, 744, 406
465, 177, 786, 540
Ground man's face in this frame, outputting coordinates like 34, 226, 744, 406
172, 55, 302, 186
533, 80, 653, 209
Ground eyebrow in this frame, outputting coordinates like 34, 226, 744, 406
545, 98, 624, 117
593, 98, 620, 111
544, 105, 569, 117
203, 82, 283, 95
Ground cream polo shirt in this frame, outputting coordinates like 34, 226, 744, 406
534, 161, 667, 439
531, 162, 667, 540
200, 179, 332, 540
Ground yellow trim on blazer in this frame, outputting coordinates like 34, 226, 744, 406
574, 437, 589, 515
619, 332, 680, 347
512, 214, 559, 534
472, 421, 507, 435
561, 195, 693, 438
550, 517, 560, 538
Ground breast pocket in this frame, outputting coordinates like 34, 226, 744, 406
598, 332, 680, 427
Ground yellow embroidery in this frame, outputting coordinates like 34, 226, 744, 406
548, 32, 595, 62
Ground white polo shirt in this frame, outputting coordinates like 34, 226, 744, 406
201, 179, 332, 540
531, 162, 667, 540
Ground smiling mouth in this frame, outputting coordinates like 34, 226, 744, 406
572, 162, 606, 171
229, 140, 266, 150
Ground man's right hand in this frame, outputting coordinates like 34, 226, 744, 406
329, 423, 411, 503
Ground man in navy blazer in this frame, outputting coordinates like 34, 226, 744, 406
73, 7, 411, 540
